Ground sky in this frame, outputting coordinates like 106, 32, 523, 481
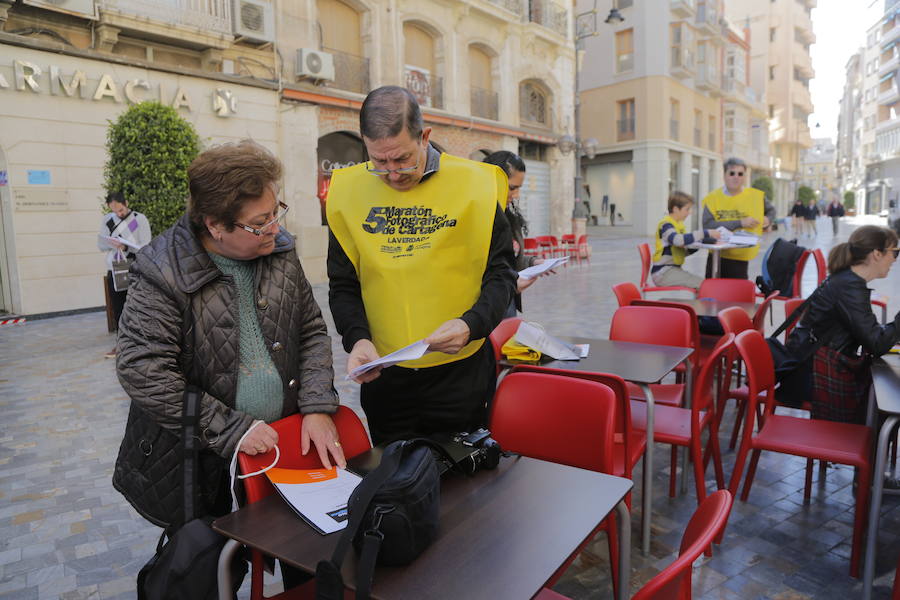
808, 0, 886, 141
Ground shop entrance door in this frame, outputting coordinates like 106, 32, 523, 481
520, 159, 551, 235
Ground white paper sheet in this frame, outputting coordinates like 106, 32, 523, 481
101, 235, 141, 250
347, 339, 430, 379
266, 467, 362, 534
518, 256, 569, 280
514, 321, 581, 360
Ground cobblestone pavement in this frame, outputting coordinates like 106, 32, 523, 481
1, 215, 899, 599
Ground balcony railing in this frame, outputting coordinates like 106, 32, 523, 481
617, 118, 635, 141
670, 0, 696, 17
695, 2, 718, 33
486, 0, 523, 16
470, 86, 499, 121
670, 119, 679, 140
693, 127, 701, 147
97, 0, 231, 35
324, 48, 370, 95
670, 47, 694, 78
529, 0, 568, 37
405, 67, 443, 109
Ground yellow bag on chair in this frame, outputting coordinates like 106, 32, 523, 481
501, 338, 542, 362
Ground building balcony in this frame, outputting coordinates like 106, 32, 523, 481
670, 46, 695, 79
877, 81, 900, 106
529, 0, 568, 37
882, 21, 900, 49
97, 0, 233, 47
794, 46, 815, 79
695, 63, 721, 95
323, 48, 370, 95
721, 76, 745, 101
481, 0, 524, 17
880, 48, 900, 77
405, 67, 443, 109
877, 115, 900, 132
694, 3, 719, 36
670, 0, 695, 18
470, 86, 499, 120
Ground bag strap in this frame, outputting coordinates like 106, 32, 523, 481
181, 386, 202, 525
771, 277, 827, 339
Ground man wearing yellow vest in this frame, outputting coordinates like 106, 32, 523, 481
327, 86, 516, 444
701, 157, 769, 279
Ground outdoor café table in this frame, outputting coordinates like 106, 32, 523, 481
654, 297, 758, 318
502, 335, 693, 556
214, 456, 633, 600
862, 352, 900, 600
688, 240, 756, 278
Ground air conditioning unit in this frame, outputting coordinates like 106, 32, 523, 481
23, 0, 97, 19
296, 49, 335, 82
233, 0, 275, 44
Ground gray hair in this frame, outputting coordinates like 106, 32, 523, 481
359, 86, 424, 141
723, 157, 747, 172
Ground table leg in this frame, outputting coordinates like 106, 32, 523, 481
712, 250, 721, 279
863, 414, 898, 600
614, 500, 632, 600
218, 538, 241, 600
638, 383, 655, 556
680, 358, 693, 495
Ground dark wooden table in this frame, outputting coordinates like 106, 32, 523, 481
654, 297, 758, 318
503, 336, 693, 556
862, 353, 900, 600
215, 457, 633, 600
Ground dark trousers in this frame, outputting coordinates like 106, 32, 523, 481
106, 270, 128, 330
704, 256, 749, 280
361, 342, 497, 445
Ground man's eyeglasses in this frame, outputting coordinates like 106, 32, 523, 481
234, 201, 289, 236
887, 247, 900, 258
728, 171, 746, 177
365, 160, 419, 176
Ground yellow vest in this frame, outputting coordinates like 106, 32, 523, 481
702, 187, 764, 261
327, 153, 507, 368
652, 215, 687, 266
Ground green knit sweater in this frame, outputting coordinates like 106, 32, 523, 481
209, 252, 283, 423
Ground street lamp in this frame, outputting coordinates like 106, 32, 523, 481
604, 0, 624, 25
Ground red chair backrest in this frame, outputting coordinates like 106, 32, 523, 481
734, 330, 778, 429
784, 297, 806, 339
812, 248, 827, 285
791, 250, 811, 298
631, 490, 734, 600
523, 237, 538, 250
752, 291, 779, 333
612, 282, 642, 307
238, 407, 371, 504
576, 234, 588, 245
489, 317, 522, 365
717, 306, 753, 336
637, 243, 653, 288
561, 233, 576, 244
490, 372, 617, 474
697, 278, 757, 302
692, 334, 735, 415
629, 300, 700, 361
610, 305, 693, 349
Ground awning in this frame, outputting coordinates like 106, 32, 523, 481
883, 41, 897, 52
880, 71, 896, 83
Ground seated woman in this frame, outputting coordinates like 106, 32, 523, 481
113, 140, 345, 587
795, 225, 899, 423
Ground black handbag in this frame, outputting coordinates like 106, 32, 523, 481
136, 387, 244, 600
315, 439, 459, 600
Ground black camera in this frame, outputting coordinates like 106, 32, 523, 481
450, 428, 502, 474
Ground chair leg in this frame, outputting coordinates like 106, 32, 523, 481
741, 449, 763, 502
804, 458, 814, 504
706, 425, 725, 491
669, 445, 678, 498
692, 439, 707, 504
729, 398, 746, 450
850, 464, 872, 578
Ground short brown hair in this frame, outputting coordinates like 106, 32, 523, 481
668, 191, 694, 212
187, 140, 282, 233
827, 225, 898, 273
359, 86, 423, 141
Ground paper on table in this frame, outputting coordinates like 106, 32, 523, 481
347, 339, 430, 379
519, 256, 569, 280
101, 235, 141, 250
514, 321, 581, 360
266, 466, 362, 534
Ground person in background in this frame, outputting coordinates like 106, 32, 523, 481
804, 198, 819, 237
96, 191, 151, 358
827, 196, 845, 236
701, 158, 767, 279
790, 198, 806, 237
609, 201, 617, 226
482, 151, 545, 316
651, 191, 720, 290
792, 225, 899, 424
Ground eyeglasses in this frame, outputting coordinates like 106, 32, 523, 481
887, 247, 900, 258
365, 159, 420, 176
728, 171, 746, 177
233, 201, 289, 236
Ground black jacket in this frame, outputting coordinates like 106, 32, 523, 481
799, 268, 900, 358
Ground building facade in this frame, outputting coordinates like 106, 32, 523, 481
799, 137, 836, 205
0, 0, 575, 316
835, 50, 864, 210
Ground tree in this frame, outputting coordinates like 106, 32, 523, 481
797, 185, 816, 204
751, 175, 774, 203
843, 190, 856, 209
104, 102, 200, 235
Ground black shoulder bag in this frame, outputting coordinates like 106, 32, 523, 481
136, 387, 244, 600
315, 439, 461, 600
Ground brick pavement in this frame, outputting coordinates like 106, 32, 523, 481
1, 215, 898, 599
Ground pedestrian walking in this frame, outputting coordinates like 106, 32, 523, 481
827, 197, 845, 236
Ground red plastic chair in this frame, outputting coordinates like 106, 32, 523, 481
523, 237, 540, 258
509, 365, 647, 508
488, 317, 522, 375
490, 372, 623, 596
560, 234, 578, 265
812, 248, 827, 285
612, 282, 642, 307
892, 554, 900, 600
238, 408, 371, 600
637, 243, 696, 296
534, 490, 734, 600
697, 278, 757, 303
536, 235, 563, 259
576, 234, 591, 264
751, 291, 779, 334
727, 329, 873, 577
630, 334, 731, 504
783, 297, 806, 340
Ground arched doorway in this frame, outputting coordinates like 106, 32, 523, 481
317, 131, 367, 224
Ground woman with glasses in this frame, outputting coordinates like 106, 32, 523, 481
113, 140, 344, 589
792, 225, 900, 423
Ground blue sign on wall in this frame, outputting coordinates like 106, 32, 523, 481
0, 170, 7, 186
27, 170, 51, 185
